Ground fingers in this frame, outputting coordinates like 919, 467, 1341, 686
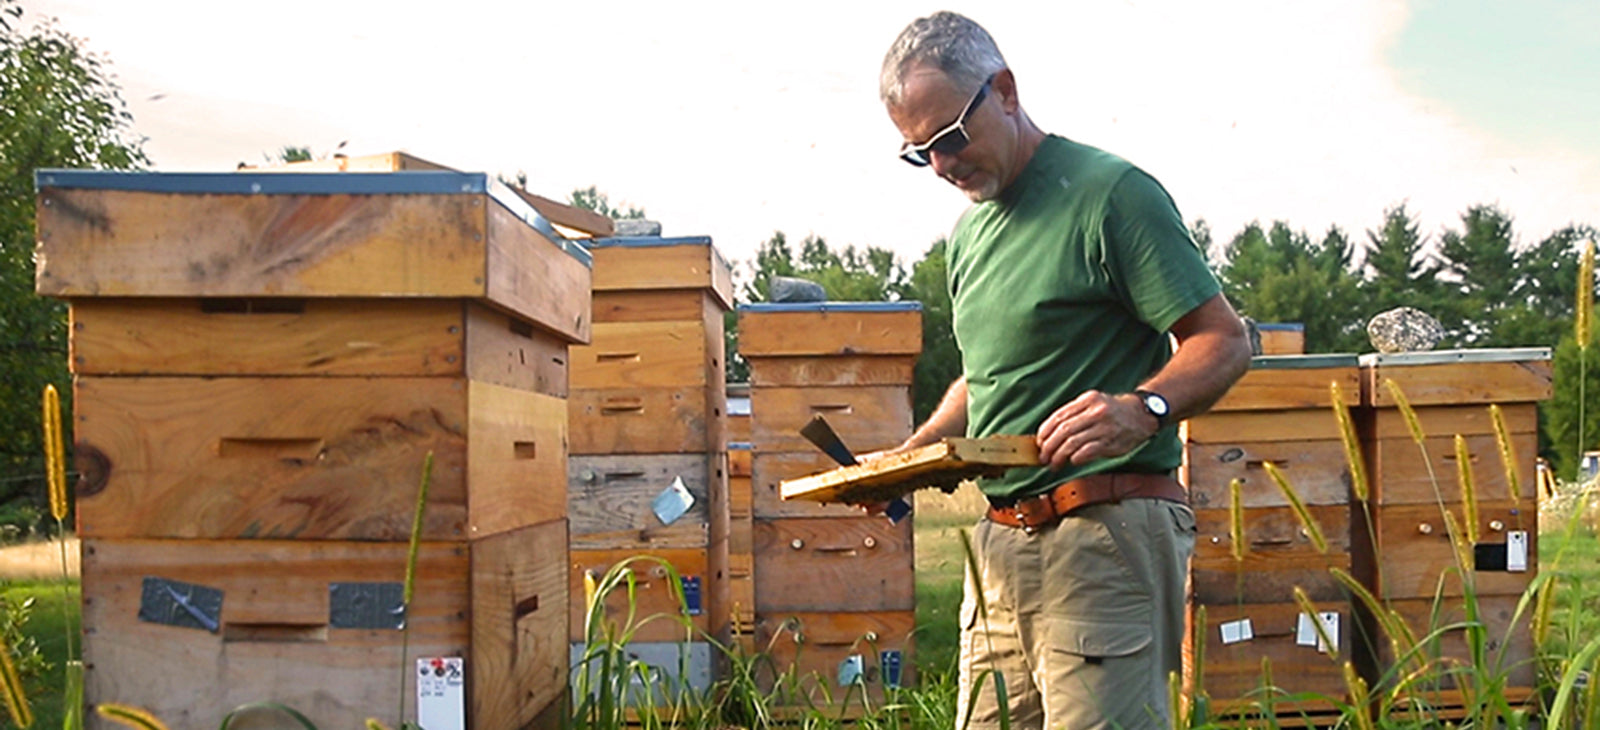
1036, 391, 1152, 469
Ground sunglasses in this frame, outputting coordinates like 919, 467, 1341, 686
899, 74, 996, 167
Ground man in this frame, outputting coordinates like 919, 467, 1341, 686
874, 11, 1252, 730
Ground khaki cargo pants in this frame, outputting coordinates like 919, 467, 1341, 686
958, 498, 1195, 730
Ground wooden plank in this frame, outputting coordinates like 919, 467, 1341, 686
463, 303, 571, 397
756, 610, 915, 703
1210, 367, 1360, 412
728, 448, 753, 477
738, 308, 922, 357
37, 189, 486, 299
470, 521, 569, 730
592, 290, 712, 324
567, 454, 710, 550
1364, 360, 1553, 407
1192, 505, 1351, 603
1367, 403, 1538, 440
747, 355, 918, 387
568, 387, 712, 455
1185, 440, 1352, 509
484, 201, 593, 344
754, 517, 914, 613
1376, 595, 1536, 692
467, 382, 568, 538
81, 538, 470, 730
1366, 432, 1538, 506
75, 376, 470, 541
67, 298, 464, 377
507, 187, 616, 238
568, 548, 710, 642
1257, 326, 1305, 355
755, 451, 866, 519
1184, 409, 1343, 444
1361, 500, 1537, 600
749, 385, 912, 454
591, 243, 734, 309
570, 320, 713, 389
1186, 601, 1351, 704
778, 436, 1039, 507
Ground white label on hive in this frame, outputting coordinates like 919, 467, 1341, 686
1296, 612, 1340, 653
418, 657, 465, 730
1507, 531, 1528, 572
1219, 618, 1254, 645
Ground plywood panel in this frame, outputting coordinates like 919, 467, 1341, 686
569, 548, 710, 642
470, 522, 569, 730
1210, 367, 1360, 412
747, 356, 918, 387
1362, 500, 1537, 600
754, 517, 914, 613
75, 376, 469, 541
467, 382, 568, 537
570, 320, 713, 389
1364, 360, 1552, 407
738, 308, 922, 357
484, 202, 592, 344
568, 387, 713, 455
1185, 440, 1351, 509
567, 454, 711, 550
749, 386, 912, 454
1367, 433, 1538, 506
81, 538, 470, 730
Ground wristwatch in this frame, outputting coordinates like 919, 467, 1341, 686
1133, 389, 1171, 428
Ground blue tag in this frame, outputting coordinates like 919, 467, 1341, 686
885, 498, 913, 524
881, 650, 904, 688
681, 576, 702, 615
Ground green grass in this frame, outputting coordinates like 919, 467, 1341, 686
913, 511, 970, 676
3, 577, 79, 730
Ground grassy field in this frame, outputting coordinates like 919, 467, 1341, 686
1, 578, 79, 730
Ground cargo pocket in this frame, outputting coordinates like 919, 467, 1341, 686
1045, 618, 1158, 725
1048, 617, 1150, 661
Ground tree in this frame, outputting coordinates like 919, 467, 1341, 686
0, 0, 146, 529
1216, 221, 1365, 353
568, 185, 646, 220
893, 238, 959, 423
1433, 204, 1519, 346
1359, 203, 1442, 318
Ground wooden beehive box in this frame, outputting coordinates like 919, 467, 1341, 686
81, 522, 567, 730
756, 611, 915, 706
1256, 322, 1306, 355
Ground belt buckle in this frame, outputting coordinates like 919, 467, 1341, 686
1012, 493, 1054, 535
1013, 507, 1035, 535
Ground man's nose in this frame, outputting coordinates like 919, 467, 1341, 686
929, 148, 961, 176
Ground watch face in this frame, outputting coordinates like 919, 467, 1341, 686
1143, 393, 1170, 417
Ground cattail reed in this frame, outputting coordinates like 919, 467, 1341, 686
1383, 378, 1426, 445
42, 384, 66, 521
1228, 478, 1246, 562
1332, 382, 1369, 502
1293, 586, 1337, 660
1454, 435, 1480, 544
94, 703, 167, 730
1263, 462, 1327, 553
1488, 405, 1522, 509
0, 632, 30, 729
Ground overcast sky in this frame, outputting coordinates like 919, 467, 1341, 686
18, 0, 1600, 271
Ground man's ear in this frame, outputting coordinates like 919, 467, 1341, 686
993, 68, 1019, 114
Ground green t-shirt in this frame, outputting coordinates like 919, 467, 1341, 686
948, 135, 1221, 500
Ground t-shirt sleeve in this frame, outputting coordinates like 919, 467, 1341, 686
1103, 168, 1222, 333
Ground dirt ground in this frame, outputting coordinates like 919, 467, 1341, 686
0, 538, 80, 580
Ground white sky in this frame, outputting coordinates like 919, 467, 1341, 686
18, 0, 1600, 271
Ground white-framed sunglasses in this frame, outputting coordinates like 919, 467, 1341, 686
899, 73, 996, 167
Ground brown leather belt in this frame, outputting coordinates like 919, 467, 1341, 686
986, 472, 1187, 533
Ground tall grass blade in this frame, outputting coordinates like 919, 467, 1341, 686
1383, 379, 1426, 446
1578, 239, 1593, 473
63, 660, 83, 730
1487, 405, 1522, 509
398, 451, 434, 727
1341, 662, 1375, 730
1330, 567, 1420, 673
1262, 462, 1326, 552
1293, 587, 1337, 661
43, 384, 78, 709
94, 704, 165, 730
1548, 634, 1600, 728
0, 631, 32, 728
1533, 573, 1559, 646
1331, 382, 1369, 502
1228, 478, 1246, 562
1454, 435, 1480, 544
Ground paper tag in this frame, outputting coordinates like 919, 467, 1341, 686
652, 476, 695, 525
1296, 612, 1340, 653
1507, 530, 1528, 572
417, 657, 465, 730
837, 655, 864, 686
1220, 618, 1254, 645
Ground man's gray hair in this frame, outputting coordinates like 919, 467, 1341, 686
879, 11, 1008, 108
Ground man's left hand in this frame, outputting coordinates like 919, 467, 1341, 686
1035, 390, 1158, 470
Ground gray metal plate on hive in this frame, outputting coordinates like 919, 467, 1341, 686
1249, 353, 1361, 370
1358, 347, 1552, 366
328, 582, 406, 630
138, 576, 223, 632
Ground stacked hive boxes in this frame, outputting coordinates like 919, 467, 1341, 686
37, 169, 588, 728
1354, 349, 1549, 714
724, 381, 756, 652
565, 237, 733, 694
736, 302, 921, 706
1182, 354, 1361, 719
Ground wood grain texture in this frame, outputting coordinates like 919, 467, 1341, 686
1184, 409, 1342, 444
1366, 433, 1538, 506
738, 309, 922, 357
747, 356, 917, 387
568, 548, 710, 642
1258, 328, 1305, 355
749, 385, 912, 454
570, 320, 713, 389
466, 382, 568, 537
1209, 366, 1360, 412
568, 387, 713, 455
81, 538, 471, 730
1359, 500, 1537, 600
728, 449, 753, 477
777, 436, 1038, 508
753, 451, 864, 519
75, 376, 471, 541
756, 610, 915, 703
507, 187, 616, 238
754, 517, 914, 613
1363, 360, 1553, 407
567, 454, 711, 549
484, 202, 592, 344
1192, 504, 1352, 603
463, 303, 571, 397
1376, 595, 1536, 690
591, 243, 734, 309
1185, 601, 1351, 707
1367, 403, 1537, 440
470, 521, 569, 730
592, 290, 715, 323
1184, 440, 1351, 509
37, 189, 487, 299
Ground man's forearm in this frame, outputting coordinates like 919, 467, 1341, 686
903, 377, 968, 449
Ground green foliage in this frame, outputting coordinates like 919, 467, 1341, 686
1547, 329, 1600, 479
276, 146, 313, 163
896, 238, 959, 424
741, 231, 906, 303
1218, 221, 1366, 353
569, 185, 646, 220
0, 0, 146, 534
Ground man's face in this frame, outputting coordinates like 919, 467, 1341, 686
888, 65, 1013, 202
